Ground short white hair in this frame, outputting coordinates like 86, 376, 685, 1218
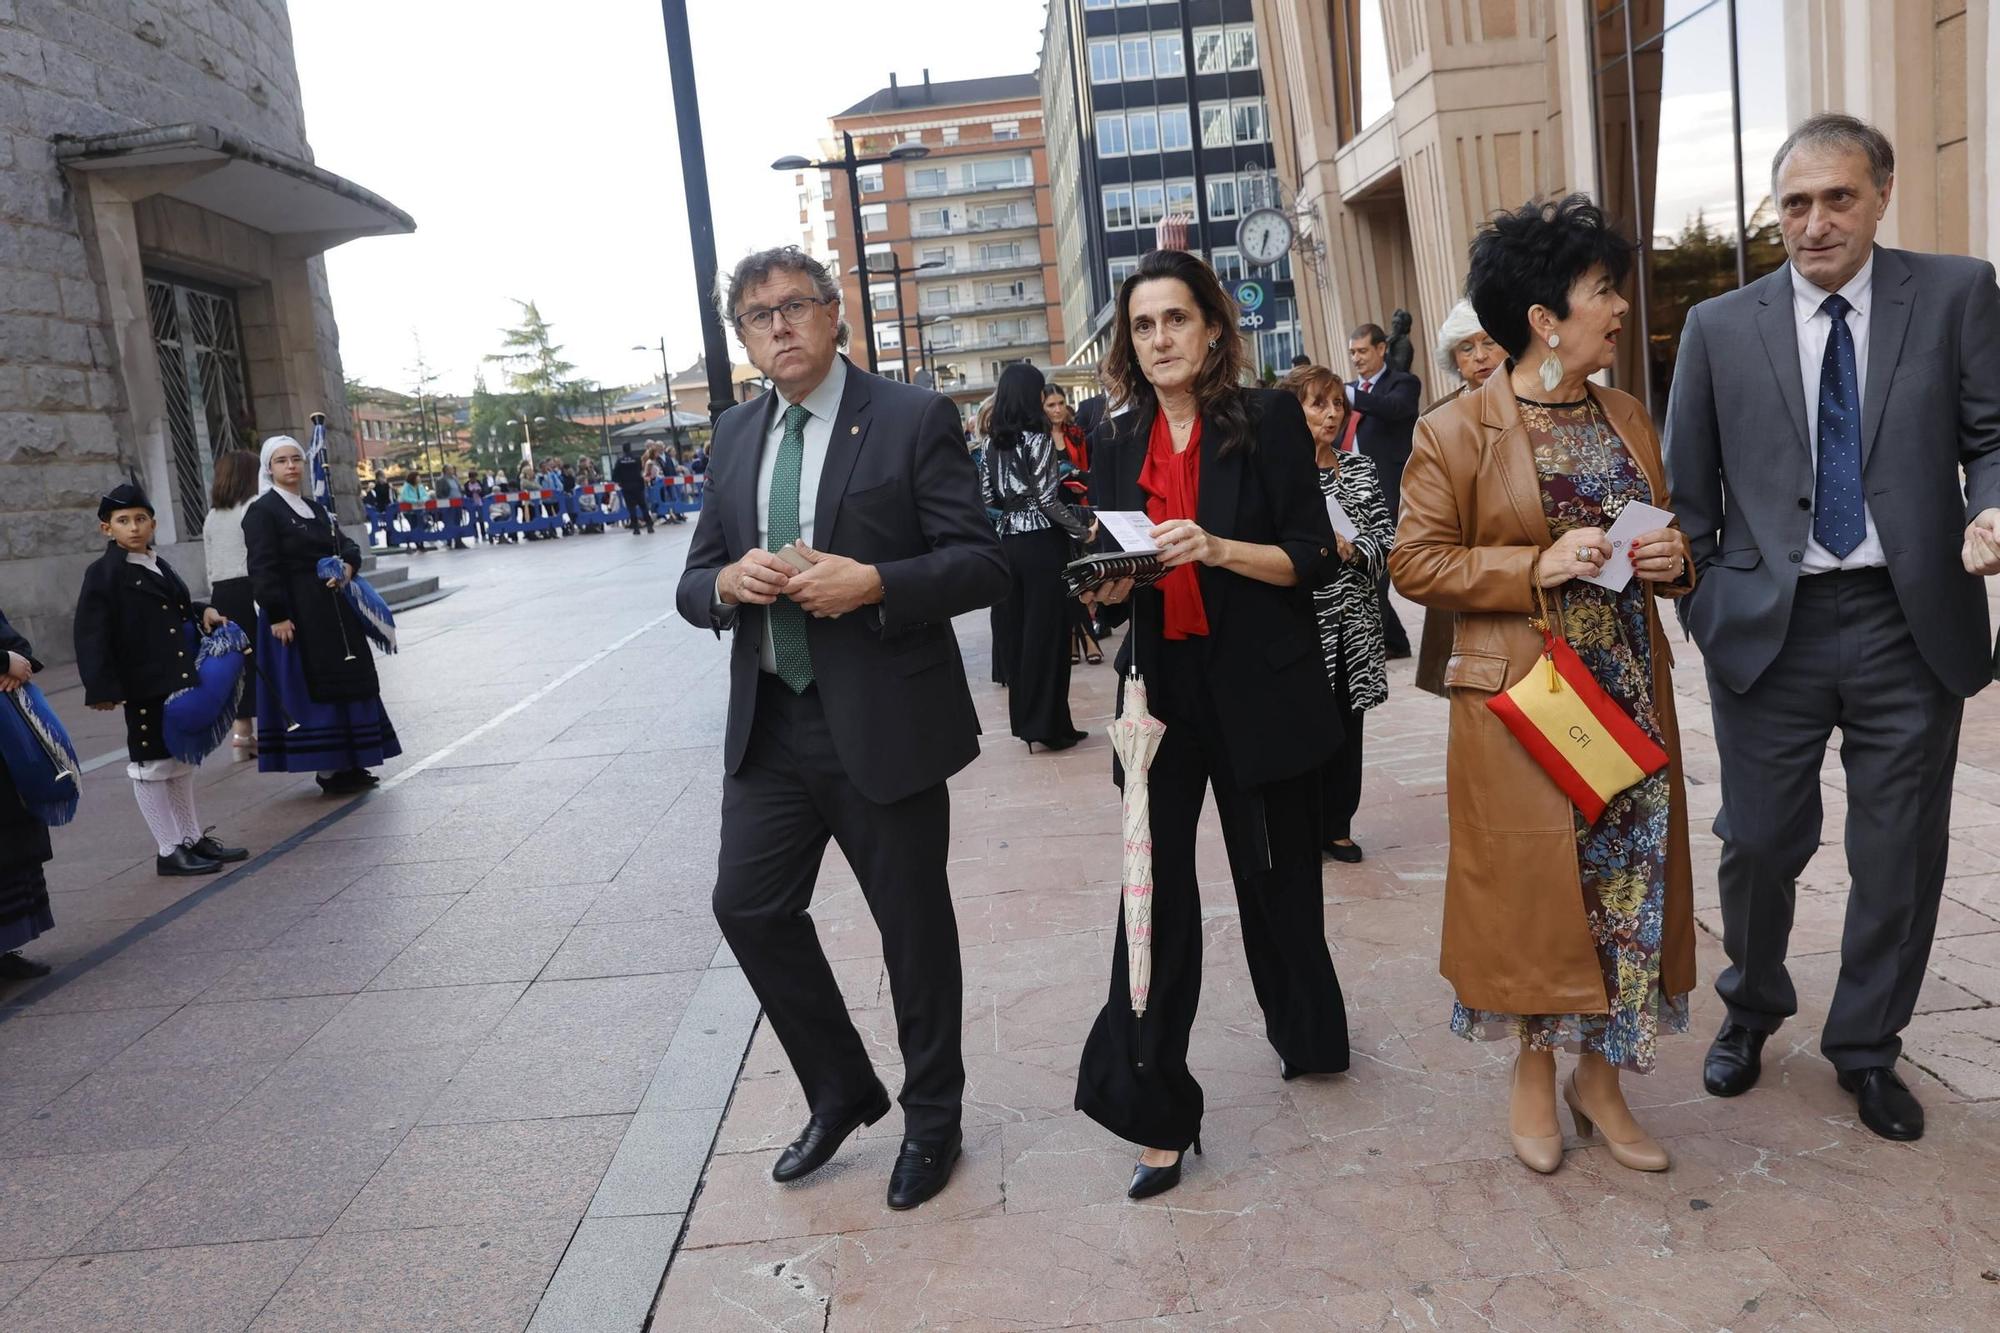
1433, 299, 1488, 384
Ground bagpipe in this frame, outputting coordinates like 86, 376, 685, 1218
308, 413, 396, 655
163, 621, 251, 764
0, 682, 83, 826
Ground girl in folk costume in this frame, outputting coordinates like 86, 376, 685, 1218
243, 436, 402, 795
73, 484, 250, 877
1, 606, 62, 976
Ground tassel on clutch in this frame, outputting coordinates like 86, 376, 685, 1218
1062, 551, 1167, 600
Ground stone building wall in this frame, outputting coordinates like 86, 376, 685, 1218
0, 0, 362, 658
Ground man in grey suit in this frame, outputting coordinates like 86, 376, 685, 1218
1667, 114, 2000, 1141
677, 247, 1006, 1207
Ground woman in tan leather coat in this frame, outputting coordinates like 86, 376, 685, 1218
1391, 196, 1695, 1175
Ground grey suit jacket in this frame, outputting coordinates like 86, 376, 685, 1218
1665, 246, 2000, 698
673, 357, 1007, 805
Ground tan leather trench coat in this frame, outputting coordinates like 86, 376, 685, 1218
1389, 371, 1696, 1016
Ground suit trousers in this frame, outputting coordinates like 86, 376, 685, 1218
1318, 649, 1365, 842
1075, 638, 1349, 1152
1371, 453, 1410, 655
999, 526, 1079, 744
1708, 568, 1962, 1070
713, 675, 964, 1139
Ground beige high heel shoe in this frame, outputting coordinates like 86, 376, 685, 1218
1509, 1053, 1563, 1174
1564, 1071, 1669, 1171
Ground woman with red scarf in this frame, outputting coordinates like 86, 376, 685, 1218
1073, 250, 1348, 1201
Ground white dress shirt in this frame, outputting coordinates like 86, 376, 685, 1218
717, 355, 848, 674
1792, 256, 1884, 574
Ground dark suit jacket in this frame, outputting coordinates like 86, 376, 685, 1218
675, 358, 1008, 804
1349, 366, 1422, 476
1666, 246, 2000, 697
1089, 388, 1341, 787
72, 543, 209, 706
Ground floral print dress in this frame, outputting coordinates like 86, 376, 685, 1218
1449, 396, 1690, 1073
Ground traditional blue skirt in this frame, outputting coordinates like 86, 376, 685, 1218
255, 613, 402, 774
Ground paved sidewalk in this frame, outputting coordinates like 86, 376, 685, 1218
652, 588, 2000, 1331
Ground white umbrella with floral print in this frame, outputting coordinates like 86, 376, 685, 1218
1107, 668, 1168, 1015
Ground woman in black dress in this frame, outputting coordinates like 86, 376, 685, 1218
0, 608, 55, 979
244, 436, 401, 795
1074, 250, 1348, 1200
979, 363, 1092, 750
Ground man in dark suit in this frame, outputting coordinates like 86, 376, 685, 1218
1344, 321, 1421, 656
676, 246, 1007, 1209
1667, 114, 2000, 1141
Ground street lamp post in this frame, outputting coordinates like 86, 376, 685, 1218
772, 133, 931, 374
506, 415, 547, 472
633, 338, 683, 457
849, 255, 942, 383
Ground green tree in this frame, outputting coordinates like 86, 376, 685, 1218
483, 299, 591, 464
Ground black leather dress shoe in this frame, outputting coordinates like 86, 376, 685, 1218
1323, 840, 1364, 864
190, 833, 248, 864
156, 846, 222, 877
1127, 1137, 1200, 1201
1702, 1021, 1768, 1097
771, 1085, 891, 1183
887, 1130, 962, 1210
0, 951, 52, 980
1838, 1066, 1924, 1141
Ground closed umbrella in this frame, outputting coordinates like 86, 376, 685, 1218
1106, 668, 1168, 1018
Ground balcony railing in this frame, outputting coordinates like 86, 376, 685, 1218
911, 211, 1039, 238
909, 253, 1043, 277
922, 331, 1047, 356
915, 292, 1045, 318
905, 174, 1035, 200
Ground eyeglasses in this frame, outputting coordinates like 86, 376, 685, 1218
733, 296, 834, 334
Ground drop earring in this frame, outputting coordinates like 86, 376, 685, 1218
1539, 334, 1564, 394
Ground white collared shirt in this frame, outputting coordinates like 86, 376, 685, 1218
735, 355, 848, 674
1345, 373, 1377, 403
1792, 256, 1884, 574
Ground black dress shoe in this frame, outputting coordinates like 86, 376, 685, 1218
771, 1085, 892, 1183
0, 951, 52, 980
1127, 1137, 1200, 1201
1702, 1021, 1768, 1097
1279, 1058, 1303, 1081
190, 832, 249, 863
1324, 840, 1364, 864
1838, 1066, 1924, 1141
156, 846, 222, 877
886, 1130, 963, 1210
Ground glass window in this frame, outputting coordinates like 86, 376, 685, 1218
1126, 110, 1159, 154
870, 286, 896, 313
1120, 36, 1152, 80
941, 126, 959, 145
1232, 100, 1267, 144
857, 166, 883, 194
1102, 186, 1134, 229
1088, 39, 1120, 84
1084, 0, 1114, 8
979, 242, 1021, 265
1357, 0, 1394, 128
973, 157, 1029, 187
921, 247, 952, 268
925, 285, 956, 310
1154, 34, 1185, 77
860, 204, 887, 234
911, 167, 946, 194
993, 121, 1020, 140
1264, 250, 1293, 281
1095, 112, 1126, 156
1193, 27, 1226, 74
1210, 248, 1245, 282
1133, 183, 1166, 226
1108, 256, 1139, 288
1165, 179, 1196, 215
916, 207, 950, 233
1226, 26, 1258, 71
1200, 102, 1233, 148
1207, 175, 1240, 219
1160, 106, 1191, 151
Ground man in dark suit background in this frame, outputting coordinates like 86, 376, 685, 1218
1667, 114, 2000, 1141
676, 246, 1007, 1209
1344, 321, 1421, 657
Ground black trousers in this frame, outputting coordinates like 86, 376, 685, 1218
621, 485, 652, 532
989, 595, 1018, 687
1708, 569, 1961, 1070
1076, 639, 1348, 1151
1318, 649, 1365, 842
999, 526, 1078, 744
713, 675, 964, 1139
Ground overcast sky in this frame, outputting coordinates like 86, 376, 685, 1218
291, 0, 1047, 396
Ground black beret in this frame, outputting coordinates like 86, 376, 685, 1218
97, 482, 155, 522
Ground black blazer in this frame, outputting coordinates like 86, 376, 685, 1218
1090, 388, 1341, 787
1350, 366, 1423, 474
243, 490, 380, 702
675, 359, 1009, 805
72, 544, 209, 706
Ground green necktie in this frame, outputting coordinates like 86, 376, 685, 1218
767, 402, 815, 693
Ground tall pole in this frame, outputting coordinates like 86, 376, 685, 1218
841, 132, 878, 372
891, 258, 911, 381
659, 0, 737, 422
655, 337, 681, 455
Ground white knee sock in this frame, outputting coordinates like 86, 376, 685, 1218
131, 779, 184, 857
167, 772, 203, 846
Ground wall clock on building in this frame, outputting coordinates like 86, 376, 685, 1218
1237, 207, 1293, 267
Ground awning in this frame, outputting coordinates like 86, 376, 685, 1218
54, 123, 414, 251
612, 410, 710, 442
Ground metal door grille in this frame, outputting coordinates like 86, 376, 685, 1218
146, 274, 254, 534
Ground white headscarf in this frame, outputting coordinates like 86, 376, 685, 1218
257, 435, 315, 516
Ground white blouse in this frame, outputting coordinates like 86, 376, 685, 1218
202, 502, 251, 583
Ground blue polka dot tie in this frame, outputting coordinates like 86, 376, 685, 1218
1813, 293, 1864, 559
767, 403, 815, 693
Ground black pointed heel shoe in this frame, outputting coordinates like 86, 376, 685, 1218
1127, 1136, 1200, 1201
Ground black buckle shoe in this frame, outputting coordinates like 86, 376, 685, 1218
1127, 1137, 1200, 1201
0, 951, 53, 980
771, 1085, 891, 1183
156, 846, 222, 877
886, 1130, 962, 1210
1837, 1066, 1924, 1141
191, 829, 249, 863
1703, 1021, 1768, 1097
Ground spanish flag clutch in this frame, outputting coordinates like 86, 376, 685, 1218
1485, 585, 1669, 823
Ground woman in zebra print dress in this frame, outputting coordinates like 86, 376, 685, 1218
1280, 365, 1394, 861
